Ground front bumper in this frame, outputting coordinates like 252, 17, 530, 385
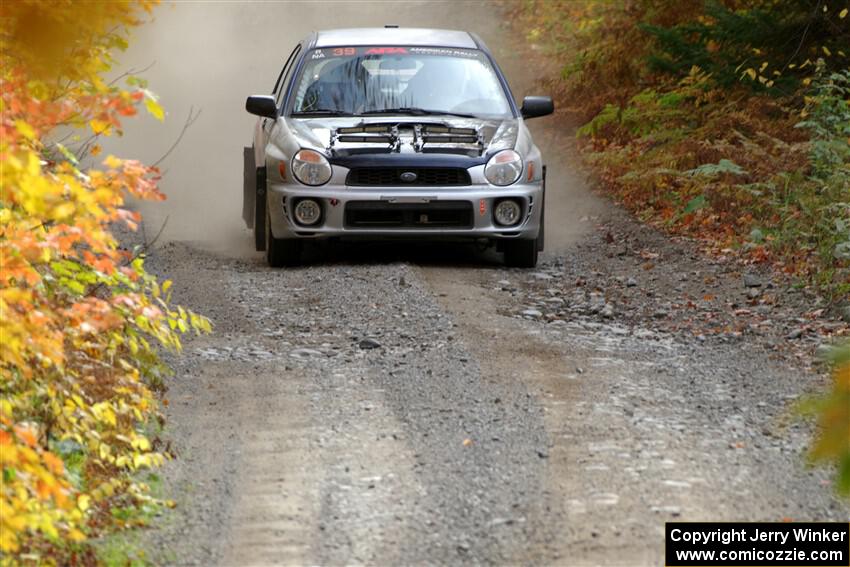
267, 181, 543, 241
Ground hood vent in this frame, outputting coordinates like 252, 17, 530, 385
420, 125, 478, 145
329, 122, 484, 157
335, 124, 396, 145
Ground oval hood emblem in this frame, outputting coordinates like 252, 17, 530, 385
399, 171, 418, 183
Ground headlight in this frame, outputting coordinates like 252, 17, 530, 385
291, 149, 332, 186
484, 149, 522, 186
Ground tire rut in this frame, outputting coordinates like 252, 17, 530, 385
144, 244, 567, 565
418, 258, 848, 566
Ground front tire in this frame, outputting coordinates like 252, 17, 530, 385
504, 238, 539, 268
265, 206, 302, 267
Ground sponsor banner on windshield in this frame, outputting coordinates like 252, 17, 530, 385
311, 47, 482, 59
665, 522, 849, 566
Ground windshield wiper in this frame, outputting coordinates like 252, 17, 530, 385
291, 109, 353, 116
359, 107, 478, 119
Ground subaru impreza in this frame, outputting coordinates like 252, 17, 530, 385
244, 26, 554, 267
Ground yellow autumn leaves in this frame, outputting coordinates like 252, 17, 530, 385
1, 0, 209, 561
738, 3, 847, 88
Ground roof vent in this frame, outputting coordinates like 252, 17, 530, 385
384, 24, 399, 28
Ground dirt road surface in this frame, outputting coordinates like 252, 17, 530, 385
106, 2, 849, 565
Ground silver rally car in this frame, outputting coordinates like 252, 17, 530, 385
244, 26, 554, 267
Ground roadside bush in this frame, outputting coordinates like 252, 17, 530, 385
642, 0, 848, 91
0, 1, 209, 562
517, 0, 849, 300
792, 66, 850, 293
802, 341, 850, 496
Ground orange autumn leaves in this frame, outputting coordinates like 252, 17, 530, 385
1, 0, 208, 560
0, 422, 81, 552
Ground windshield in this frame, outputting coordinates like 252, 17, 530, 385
289, 47, 513, 119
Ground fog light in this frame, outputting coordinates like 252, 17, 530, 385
494, 199, 522, 226
294, 199, 321, 226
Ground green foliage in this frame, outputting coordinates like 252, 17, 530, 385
518, 0, 849, 300
577, 85, 698, 140
797, 66, 850, 178
683, 194, 708, 214
795, 66, 850, 286
686, 159, 747, 177
641, 1, 815, 91
577, 104, 618, 137
648, 1, 849, 91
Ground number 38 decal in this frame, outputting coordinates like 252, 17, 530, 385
327, 47, 409, 57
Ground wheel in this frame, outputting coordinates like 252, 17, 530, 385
504, 238, 539, 268
265, 205, 302, 267
254, 167, 267, 252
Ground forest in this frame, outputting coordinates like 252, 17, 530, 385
517, 0, 849, 298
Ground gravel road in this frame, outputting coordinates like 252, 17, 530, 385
121, 2, 849, 566
143, 226, 848, 566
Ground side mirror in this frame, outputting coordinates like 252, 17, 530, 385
520, 96, 554, 119
246, 95, 278, 118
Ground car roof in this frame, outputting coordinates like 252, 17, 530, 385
313, 27, 480, 50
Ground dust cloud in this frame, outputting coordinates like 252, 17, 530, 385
104, 0, 602, 256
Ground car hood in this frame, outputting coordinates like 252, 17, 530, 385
282, 115, 519, 166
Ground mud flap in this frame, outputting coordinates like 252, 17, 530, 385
242, 147, 256, 229
254, 167, 267, 252
538, 165, 546, 252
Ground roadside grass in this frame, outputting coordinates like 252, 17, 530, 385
93, 472, 175, 567
45, 415, 177, 565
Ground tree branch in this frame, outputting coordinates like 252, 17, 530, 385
152, 106, 202, 168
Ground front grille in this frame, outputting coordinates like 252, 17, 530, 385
344, 201, 473, 229
346, 167, 471, 186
